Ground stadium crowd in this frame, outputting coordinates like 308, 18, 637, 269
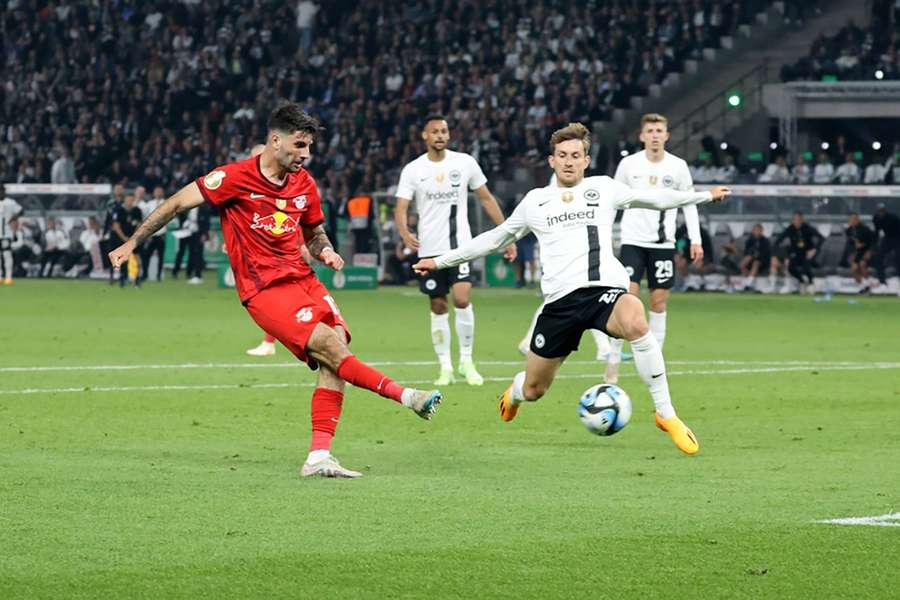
3, 0, 767, 199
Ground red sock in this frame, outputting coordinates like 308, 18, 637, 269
310, 388, 344, 452
263, 334, 276, 344
336, 355, 404, 402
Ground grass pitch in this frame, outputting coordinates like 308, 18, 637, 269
1, 280, 898, 598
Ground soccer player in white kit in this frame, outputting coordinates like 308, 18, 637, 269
414, 123, 730, 455
605, 113, 705, 384
395, 115, 515, 386
0, 183, 23, 285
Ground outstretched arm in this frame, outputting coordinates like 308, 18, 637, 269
108, 182, 204, 268
413, 225, 521, 275
302, 223, 343, 271
612, 183, 729, 210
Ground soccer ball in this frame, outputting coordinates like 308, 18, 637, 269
577, 384, 632, 436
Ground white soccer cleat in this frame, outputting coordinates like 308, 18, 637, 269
407, 389, 442, 420
300, 454, 363, 478
246, 341, 276, 356
187, 276, 203, 285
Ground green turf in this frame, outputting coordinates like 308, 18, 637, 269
1, 280, 898, 599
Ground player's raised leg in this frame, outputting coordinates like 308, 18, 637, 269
300, 325, 362, 479
605, 293, 699, 455
451, 281, 483, 385
498, 352, 565, 422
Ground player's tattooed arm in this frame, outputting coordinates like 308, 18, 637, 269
132, 182, 205, 246
302, 224, 333, 258
303, 224, 344, 271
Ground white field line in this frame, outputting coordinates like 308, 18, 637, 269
1, 363, 898, 396
0, 359, 884, 374
817, 513, 900, 527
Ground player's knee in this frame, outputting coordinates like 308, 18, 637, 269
650, 298, 667, 313
452, 298, 469, 309
430, 297, 449, 314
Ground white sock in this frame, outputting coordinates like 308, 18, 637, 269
520, 305, 542, 349
455, 304, 475, 363
306, 449, 330, 463
431, 312, 452, 370
768, 271, 777, 290
630, 331, 676, 419
510, 371, 526, 403
648, 311, 666, 350
400, 388, 415, 407
591, 329, 610, 358
607, 337, 625, 365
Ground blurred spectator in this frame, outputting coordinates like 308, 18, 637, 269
40, 217, 70, 277
10, 220, 41, 278
843, 212, 875, 292
515, 232, 538, 288
296, 1, 320, 52
873, 203, 900, 289
51, 147, 77, 184
834, 153, 861, 183
101, 184, 126, 278
738, 223, 772, 292
864, 155, 888, 183
112, 194, 144, 287
77, 216, 105, 276
791, 154, 812, 183
675, 222, 714, 291
812, 152, 835, 183
759, 155, 791, 183
716, 155, 738, 183
691, 156, 717, 183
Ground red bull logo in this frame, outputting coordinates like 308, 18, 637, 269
250, 211, 299, 236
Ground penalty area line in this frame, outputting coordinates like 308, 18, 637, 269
2, 363, 899, 396
816, 513, 900, 527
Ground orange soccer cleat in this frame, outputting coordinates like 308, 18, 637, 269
498, 385, 520, 422
655, 413, 700, 455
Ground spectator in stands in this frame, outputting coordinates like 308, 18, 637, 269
835, 153, 861, 184
77, 216, 104, 277
692, 156, 717, 183
792, 154, 812, 183
515, 232, 538, 288
872, 203, 900, 292
843, 212, 875, 292
9, 219, 39, 278
813, 152, 835, 183
737, 224, 772, 292
716, 155, 738, 183
51, 146, 77, 184
385, 213, 418, 286
113, 194, 144, 287
40, 217, 70, 278
101, 184, 126, 280
773, 211, 824, 293
759, 155, 791, 183
864, 154, 888, 183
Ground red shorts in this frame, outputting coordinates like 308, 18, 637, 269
245, 276, 351, 368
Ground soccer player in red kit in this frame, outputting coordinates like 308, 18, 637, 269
109, 104, 442, 478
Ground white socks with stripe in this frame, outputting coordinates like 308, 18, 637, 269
630, 331, 675, 419
455, 304, 475, 363
648, 311, 667, 350
430, 312, 452, 370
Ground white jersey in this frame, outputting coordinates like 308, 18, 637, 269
1, 197, 22, 239
435, 176, 712, 303
615, 150, 701, 248
396, 149, 488, 257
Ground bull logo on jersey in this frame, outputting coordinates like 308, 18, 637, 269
293, 195, 307, 209
250, 211, 299, 236
662, 175, 674, 187
561, 191, 574, 203
203, 170, 226, 190
449, 170, 461, 184
584, 189, 600, 201
648, 175, 658, 186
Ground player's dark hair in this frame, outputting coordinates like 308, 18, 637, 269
422, 114, 448, 130
794, 211, 803, 217
549, 122, 591, 154
268, 103, 321, 138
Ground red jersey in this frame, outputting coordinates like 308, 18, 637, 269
196, 156, 324, 303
